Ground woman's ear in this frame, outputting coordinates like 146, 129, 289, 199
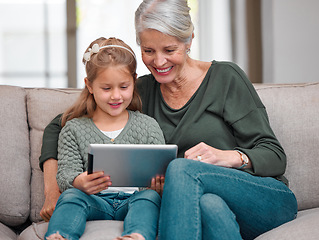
84, 78, 93, 94
186, 34, 194, 52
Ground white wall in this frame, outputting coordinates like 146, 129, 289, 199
198, 0, 232, 63
262, 0, 319, 84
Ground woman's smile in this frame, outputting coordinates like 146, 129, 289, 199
155, 66, 173, 75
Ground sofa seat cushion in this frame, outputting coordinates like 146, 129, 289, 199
255, 208, 319, 240
18, 220, 123, 240
0, 86, 30, 227
0, 222, 17, 240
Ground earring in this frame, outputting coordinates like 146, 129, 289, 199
186, 48, 191, 54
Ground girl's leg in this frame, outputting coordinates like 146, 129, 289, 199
120, 190, 161, 240
45, 188, 115, 240
158, 158, 298, 240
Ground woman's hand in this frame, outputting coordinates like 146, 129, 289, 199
73, 171, 112, 195
184, 142, 246, 168
149, 175, 165, 196
40, 188, 61, 222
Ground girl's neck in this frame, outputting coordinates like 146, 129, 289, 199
92, 110, 129, 132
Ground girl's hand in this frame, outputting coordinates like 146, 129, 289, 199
150, 175, 165, 196
73, 171, 112, 195
184, 142, 245, 168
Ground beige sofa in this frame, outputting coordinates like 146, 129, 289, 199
0, 82, 319, 240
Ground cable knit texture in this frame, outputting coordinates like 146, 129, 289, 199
57, 110, 165, 192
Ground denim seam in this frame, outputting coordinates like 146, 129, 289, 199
183, 170, 204, 240
87, 204, 115, 217
190, 171, 294, 194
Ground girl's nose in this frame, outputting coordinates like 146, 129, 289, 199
111, 88, 121, 100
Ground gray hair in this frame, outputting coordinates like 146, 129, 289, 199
135, 0, 194, 45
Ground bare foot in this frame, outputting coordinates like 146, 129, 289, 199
113, 233, 145, 240
46, 232, 67, 240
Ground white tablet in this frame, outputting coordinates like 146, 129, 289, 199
87, 144, 178, 187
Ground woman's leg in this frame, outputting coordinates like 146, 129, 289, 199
200, 194, 241, 240
158, 158, 297, 240
121, 190, 161, 240
45, 188, 115, 240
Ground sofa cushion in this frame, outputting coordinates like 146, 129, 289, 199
0, 85, 30, 227
255, 208, 319, 240
26, 88, 81, 222
0, 222, 17, 240
255, 83, 319, 210
18, 220, 123, 240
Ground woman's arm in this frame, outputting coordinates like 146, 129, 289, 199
39, 114, 63, 171
39, 114, 63, 221
184, 143, 252, 169
40, 159, 61, 222
184, 62, 286, 178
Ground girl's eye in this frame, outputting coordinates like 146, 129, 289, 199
121, 86, 128, 89
103, 88, 110, 91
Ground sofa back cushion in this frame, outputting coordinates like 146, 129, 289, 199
25, 83, 319, 221
0, 85, 31, 227
26, 88, 81, 222
255, 83, 319, 211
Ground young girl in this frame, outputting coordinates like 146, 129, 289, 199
45, 37, 165, 240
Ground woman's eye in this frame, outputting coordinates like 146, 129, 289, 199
103, 88, 110, 91
166, 49, 175, 53
121, 86, 128, 89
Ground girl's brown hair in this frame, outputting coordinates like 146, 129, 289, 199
61, 37, 141, 127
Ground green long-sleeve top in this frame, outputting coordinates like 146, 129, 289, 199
39, 61, 287, 184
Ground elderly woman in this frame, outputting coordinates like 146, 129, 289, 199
40, 0, 297, 239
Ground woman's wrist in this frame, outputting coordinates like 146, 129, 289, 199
234, 150, 251, 169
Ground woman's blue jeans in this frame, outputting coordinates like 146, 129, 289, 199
158, 158, 298, 240
45, 188, 161, 240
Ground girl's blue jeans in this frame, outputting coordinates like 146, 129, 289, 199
45, 188, 161, 240
158, 158, 298, 240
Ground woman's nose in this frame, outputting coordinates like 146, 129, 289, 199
154, 52, 167, 66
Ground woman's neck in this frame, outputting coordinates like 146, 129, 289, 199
160, 60, 211, 109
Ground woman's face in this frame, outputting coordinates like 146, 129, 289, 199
85, 65, 134, 121
139, 29, 190, 84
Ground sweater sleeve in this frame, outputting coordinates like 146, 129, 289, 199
56, 121, 84, 192
39, 113, 63, 171
221, 62, 286, 180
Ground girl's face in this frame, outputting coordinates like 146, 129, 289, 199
139, 29, 190, 84
86, 65, 134, 120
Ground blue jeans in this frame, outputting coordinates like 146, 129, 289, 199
158, 158, 297, 240
45, 188, 161, 240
